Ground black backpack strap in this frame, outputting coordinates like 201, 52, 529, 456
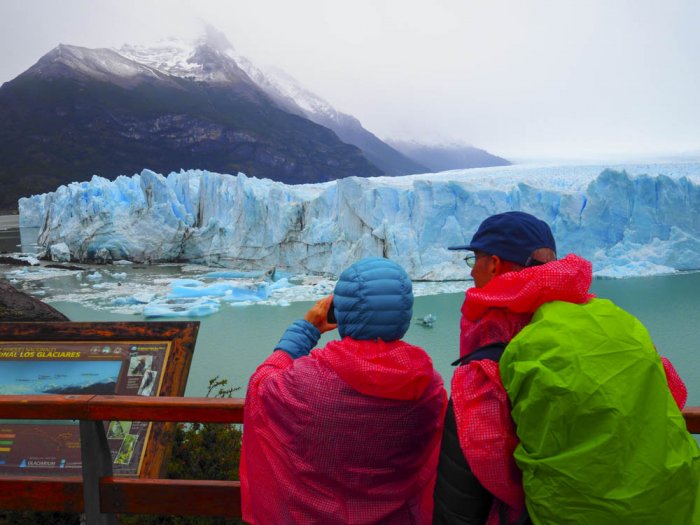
433, 399, 493, 525
451, 342, 507, 366
498, 502, 531, 525
516, 512, 533, 525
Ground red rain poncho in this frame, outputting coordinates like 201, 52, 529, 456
241, 337, 447, 524
452, 254, 688, 525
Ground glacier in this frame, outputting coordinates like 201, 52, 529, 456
18, 162, 700, 281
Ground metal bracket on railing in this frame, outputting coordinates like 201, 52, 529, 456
79, 420, 116, 525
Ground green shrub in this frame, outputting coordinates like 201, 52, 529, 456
120, 377, 244, 525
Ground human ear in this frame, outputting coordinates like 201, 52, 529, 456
489, 255, 503, 277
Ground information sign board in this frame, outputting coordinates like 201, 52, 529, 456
0, 322, 198, 478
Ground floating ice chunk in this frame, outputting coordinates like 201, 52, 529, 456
112, 296, 144, 306
171, 282, 241, 298
220, 285, 268, 302
50, 242, 71, 262
170, 278, 205, 287
3, 266, 82, 282
143, 298, 220, 318
111, 272, 128, 280
312, 281, 335, 295
86, 272, 102, 282
133, 292, 156, 303
205, 270, 266, 279
13, 255, 40, 266
416, 313, 437, 328
224, 299, 258, 306
268, 278, 290, 291
111, 291, 156, 306
169, 280, 269, 303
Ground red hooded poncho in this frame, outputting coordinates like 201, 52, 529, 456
451, 254, 688, 525
241, 337, 446, 524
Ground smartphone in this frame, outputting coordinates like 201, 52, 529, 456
326, 299, 336, 324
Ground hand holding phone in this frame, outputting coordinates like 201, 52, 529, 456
304, 294, 337, 332
326, 299, 336, 324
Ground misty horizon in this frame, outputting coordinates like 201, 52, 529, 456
1, 0, 699, 161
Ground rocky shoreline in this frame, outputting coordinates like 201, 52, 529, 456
0, 214, 72, 321
0, 281, 69, 322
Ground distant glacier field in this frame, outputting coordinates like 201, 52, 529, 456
19, 162, 700, 280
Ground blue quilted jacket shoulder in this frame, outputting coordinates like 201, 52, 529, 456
333, 257, 413, 341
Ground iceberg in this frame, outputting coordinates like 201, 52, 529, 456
18, 163, 700, 279
49, 242, 71, 262
143, 297, 220, 318
169, 281, 268, 301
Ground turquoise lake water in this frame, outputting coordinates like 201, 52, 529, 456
50, 271, 700, 406
4, 221, 698, 404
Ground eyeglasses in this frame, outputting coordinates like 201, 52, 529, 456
464, 254, 547, 268
464, 254, 488, 268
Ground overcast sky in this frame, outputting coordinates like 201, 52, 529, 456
1, 0, 699, 161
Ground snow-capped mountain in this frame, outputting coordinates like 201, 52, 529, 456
0, 32, 381, 211
118, 27, 254, 87
0, 26, 509, 211
23, 43, 181, 89
117, 27, 428, 176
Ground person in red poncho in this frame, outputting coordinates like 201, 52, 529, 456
432, 212, 690, 525
241, 257, 447, 525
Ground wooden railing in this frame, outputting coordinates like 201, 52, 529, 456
0, 394, 244, 524
686, 406, 700, 434
0, 395, 698, 524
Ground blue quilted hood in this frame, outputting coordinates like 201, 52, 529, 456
332, 257, 413, 341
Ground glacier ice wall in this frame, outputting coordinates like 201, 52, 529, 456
18, 165, 700, 280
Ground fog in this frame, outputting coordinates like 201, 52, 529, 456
2, 0, 699, 161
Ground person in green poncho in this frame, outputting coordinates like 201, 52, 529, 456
433, 211, 699, 525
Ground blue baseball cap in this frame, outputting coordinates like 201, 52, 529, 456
448, 211, 556, 266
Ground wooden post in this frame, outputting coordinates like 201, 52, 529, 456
80, 420, 116, 525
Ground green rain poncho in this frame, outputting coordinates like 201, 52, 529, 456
500, 299, 700, 524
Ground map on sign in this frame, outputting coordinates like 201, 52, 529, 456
0, 340, 171, 476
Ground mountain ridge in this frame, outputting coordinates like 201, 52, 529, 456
0, 30, 510, 212
387, 140, 511, 172
0, 41, 382, 211
118, 33, 430, 176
